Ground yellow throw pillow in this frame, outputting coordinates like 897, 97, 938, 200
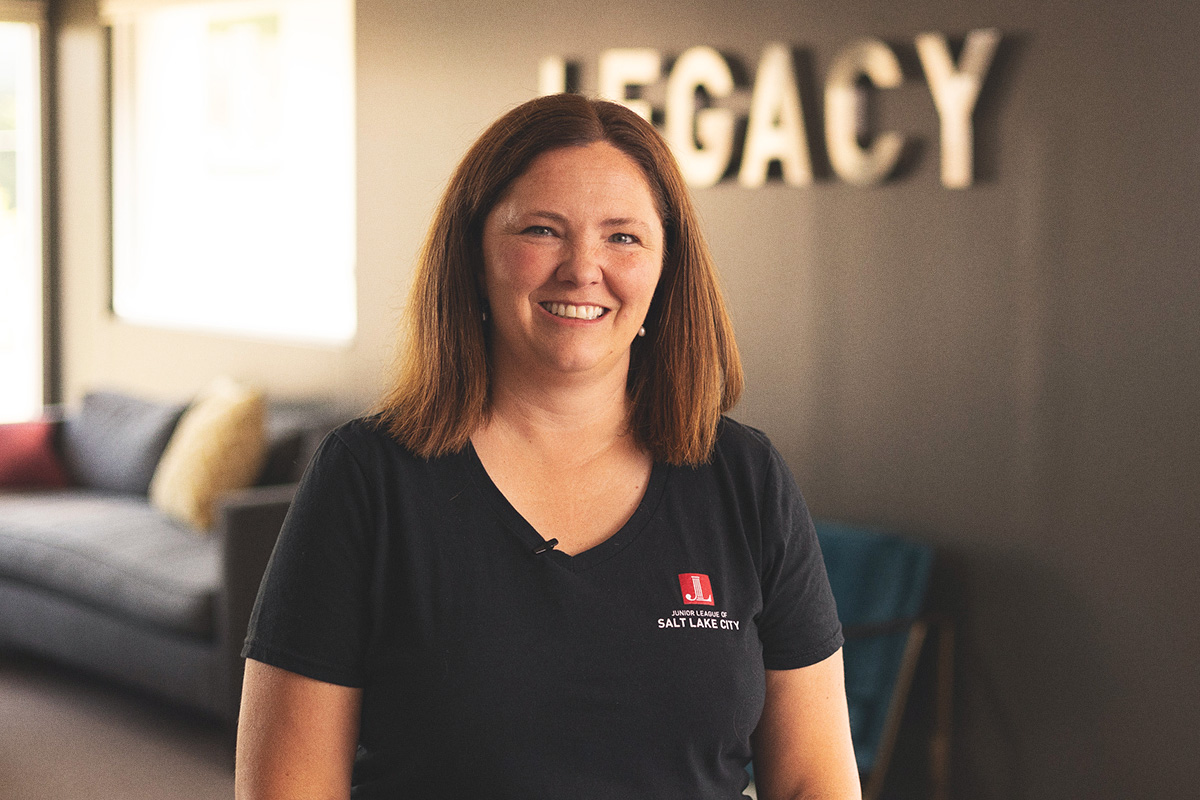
150, 377, 266, 530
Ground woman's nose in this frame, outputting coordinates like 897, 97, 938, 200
555, 239, 603, 286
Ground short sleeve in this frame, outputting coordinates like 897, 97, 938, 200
756, 445, 844, 670
242, 429, 375, 687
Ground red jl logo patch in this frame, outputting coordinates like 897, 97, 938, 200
679, 573, 715, 605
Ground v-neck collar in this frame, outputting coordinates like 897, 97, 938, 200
462, 442, 669, 572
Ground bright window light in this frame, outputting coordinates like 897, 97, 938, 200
108, 0, 356, 345
0, 19, 43, 423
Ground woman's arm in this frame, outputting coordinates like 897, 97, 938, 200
751, 648, 862, 800
235, 659, 364, 800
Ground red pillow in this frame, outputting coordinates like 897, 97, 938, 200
0, 419, 70, 490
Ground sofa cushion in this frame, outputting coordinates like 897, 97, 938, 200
150, 377, 267, 530
62, 392, 187, 495
0, 491, 219, 638
0, 420, 70, 490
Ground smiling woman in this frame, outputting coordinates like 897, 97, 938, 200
237, 95, 859, 800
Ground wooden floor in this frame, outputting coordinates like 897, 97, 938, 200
0, 652, 235, 800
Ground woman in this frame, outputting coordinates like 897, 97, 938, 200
236, 94, 860, 800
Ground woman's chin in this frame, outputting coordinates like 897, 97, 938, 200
518, 349, 631, 385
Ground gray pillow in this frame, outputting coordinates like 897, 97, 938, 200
63, 391, 188, 495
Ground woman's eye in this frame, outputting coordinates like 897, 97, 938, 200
610, 233, 639, 245
522, 225, 554, 236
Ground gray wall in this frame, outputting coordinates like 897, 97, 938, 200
55, 0, 1200, 797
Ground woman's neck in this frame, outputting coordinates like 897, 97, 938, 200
472, 362, 652, 555
476, 361, 639, 466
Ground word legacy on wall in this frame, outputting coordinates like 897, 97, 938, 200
538, 29, 1001, 190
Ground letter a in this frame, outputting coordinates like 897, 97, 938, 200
739, 43, 813, 187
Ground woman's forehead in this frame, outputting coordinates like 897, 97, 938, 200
499, 143, 663, 221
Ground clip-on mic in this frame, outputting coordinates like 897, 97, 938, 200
533, 538, 559, 555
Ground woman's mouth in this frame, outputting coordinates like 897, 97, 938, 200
541, 302, 608, 321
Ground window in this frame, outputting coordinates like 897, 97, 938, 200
106, 0, 356, 345
0, 9, 44, 423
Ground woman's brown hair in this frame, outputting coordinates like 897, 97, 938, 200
377, 94, 742, 465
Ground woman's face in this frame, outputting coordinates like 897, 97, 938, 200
481, 141, 664, 387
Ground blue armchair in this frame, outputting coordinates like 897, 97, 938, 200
815, 521, 953, 800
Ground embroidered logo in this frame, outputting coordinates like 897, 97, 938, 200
679, 573, 715, 605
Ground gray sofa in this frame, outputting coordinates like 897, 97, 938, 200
0, 391, 344, 723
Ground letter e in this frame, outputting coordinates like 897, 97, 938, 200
599, 48, 662, 122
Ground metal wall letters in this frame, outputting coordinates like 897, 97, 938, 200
539, 29, 1001, 189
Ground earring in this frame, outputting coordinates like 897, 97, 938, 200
638, 325, 646, 338
482, 311, 488, 322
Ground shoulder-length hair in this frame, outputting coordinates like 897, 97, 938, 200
377, 93, 742, 465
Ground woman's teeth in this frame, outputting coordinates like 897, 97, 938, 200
543, 302, 605, 320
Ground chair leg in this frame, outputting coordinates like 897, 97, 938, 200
930, 620, 955, 800
862, 621, 929, 800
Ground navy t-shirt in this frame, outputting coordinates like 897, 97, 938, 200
243, 416, 842, 799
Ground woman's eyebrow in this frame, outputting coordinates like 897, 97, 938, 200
602, 217, 652, 228
522, 211, 655, 229
526, 210, 567, 223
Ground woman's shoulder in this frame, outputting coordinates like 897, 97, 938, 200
327, 412, 388, 443
320, 413, 429, 468
713, 415, 777, 459
303, 415, 472, 498
689, 416, 787, 486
